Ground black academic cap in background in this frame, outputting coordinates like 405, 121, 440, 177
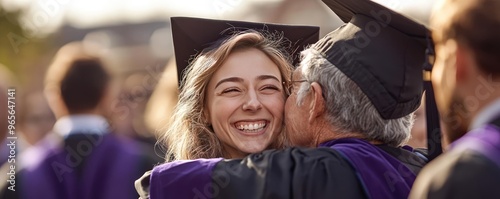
320, 0, 441, 159
171, 17, 320, 86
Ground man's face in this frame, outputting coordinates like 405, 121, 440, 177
431, 40, 469, 145
284, 67, 314, 147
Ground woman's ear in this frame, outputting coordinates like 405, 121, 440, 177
308, 82, 325, 122
203, 110, 211, 125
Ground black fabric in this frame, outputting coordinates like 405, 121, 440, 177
64, 134, 96, 179
412, 148, 430, 162
411, 116, 500, 199
212, 147, 366, 199
376, 145, 428, 175
135, 170, 152, 199
488, 116, 500, 128
411, 150, 500, 199
424, 80, 442, 161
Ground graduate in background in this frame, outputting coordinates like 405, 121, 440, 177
410, 0, 500, 198
135, 0, 432, 198
14, 42, 157, 199
0, 64, 18, 198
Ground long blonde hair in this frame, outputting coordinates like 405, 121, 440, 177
160, 30, 293, 161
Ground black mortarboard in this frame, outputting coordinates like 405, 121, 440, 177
318, 0, 428, 119
320, 0, 441, 158
171, 17, 320, 85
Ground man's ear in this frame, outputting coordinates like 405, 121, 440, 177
453, 44, 479, 82
308, 82, 325, 122
455, 44, 469, 83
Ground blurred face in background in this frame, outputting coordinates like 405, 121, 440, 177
431, 37, 470, 147
20, 92, 56, 145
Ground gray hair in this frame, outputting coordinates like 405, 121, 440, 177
296, 49, 414, 147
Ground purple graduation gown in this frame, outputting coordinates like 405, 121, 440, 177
20, 133, 156, 199
144, 138, 425, 199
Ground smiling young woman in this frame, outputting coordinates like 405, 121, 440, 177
164, 32, 292, 160
205, 47, 286, 158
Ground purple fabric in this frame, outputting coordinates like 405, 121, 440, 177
23, 134, 146, 199
450, 125, 500, 168
150, 158, 223, 199
320, 138, 416, 199
23, 146, 76, 199
82, 135, 144, 199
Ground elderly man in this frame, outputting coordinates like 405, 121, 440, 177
136, 0, 431, 198
410, 0, 500, 198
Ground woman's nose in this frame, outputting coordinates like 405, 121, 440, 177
242, 91, 262, 111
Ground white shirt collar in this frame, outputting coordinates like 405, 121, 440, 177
470, 99, 500, 130
53, 114, 110, 138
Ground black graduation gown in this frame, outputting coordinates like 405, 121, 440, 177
410, 118, 500, 199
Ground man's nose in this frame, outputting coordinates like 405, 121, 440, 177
242, 90, 262, 111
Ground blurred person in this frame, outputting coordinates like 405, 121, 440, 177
143, 58, 178, 138
111, 71, 164, 164
0, 64, 15, 163
410, 0, 500, 198
16, 91, 59, 170
18, 91, 56, 146
141, 59, 179, 161
113, 72, 153, 138
1, 91, 60, 199
0, 64, 17, 198
157, 17, 319, 160
12, 42, 157, 199
135, 1, 431, 198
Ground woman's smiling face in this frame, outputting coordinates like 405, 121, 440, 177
205, 47, 286, 158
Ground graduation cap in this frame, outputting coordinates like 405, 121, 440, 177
319, 0, 441, 159
170, 17, 320, 86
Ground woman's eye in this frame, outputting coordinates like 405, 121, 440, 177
221, 88, 240, 94
261, 85, 280, 92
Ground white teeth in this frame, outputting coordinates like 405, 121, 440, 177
236, 122, 266, 131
